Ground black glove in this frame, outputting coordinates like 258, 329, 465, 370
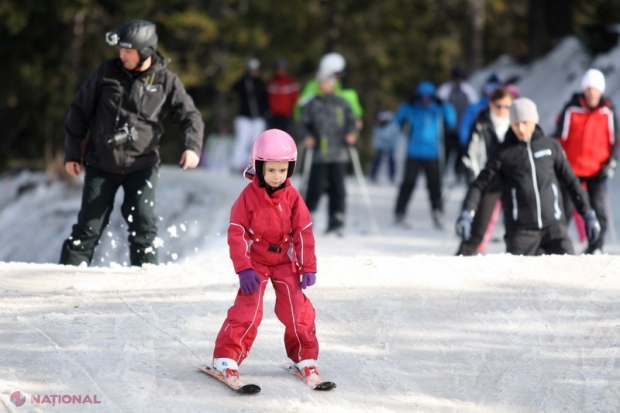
583, 210, 601, 244
455, 211, 474, 241
598, 159, 617, 180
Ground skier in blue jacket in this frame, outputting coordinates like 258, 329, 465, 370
394, 81, 457, 229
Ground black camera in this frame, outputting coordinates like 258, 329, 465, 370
106, 124, 136, 148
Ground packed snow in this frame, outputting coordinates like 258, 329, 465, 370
2, 36, 620, 412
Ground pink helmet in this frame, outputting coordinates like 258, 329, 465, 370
251, 129, 298, 177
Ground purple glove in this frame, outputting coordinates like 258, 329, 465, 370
300, 272, 316, 289
238, 269, 261, 294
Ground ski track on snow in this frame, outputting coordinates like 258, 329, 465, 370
0, 299, 125, 413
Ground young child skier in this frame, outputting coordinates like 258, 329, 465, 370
370, 110, 401, 183
210, 128, 327, 389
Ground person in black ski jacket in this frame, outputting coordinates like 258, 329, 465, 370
60, 20, 204, 267
455, 98, 601, 255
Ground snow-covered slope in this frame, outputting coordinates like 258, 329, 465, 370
2, 253, 619, 413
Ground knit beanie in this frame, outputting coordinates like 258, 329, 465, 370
510, 97, 539, 124
581, 68, 605, 93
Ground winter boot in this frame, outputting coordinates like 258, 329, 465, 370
213, 358, 240, 382
432, 210, 445, 230
394, 213, 413, 229
583, 245, 603, 255
324, 226, 345, 238
295, 359, 322, 387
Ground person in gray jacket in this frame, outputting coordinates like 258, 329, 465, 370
298, 71, 356, 236
59, 20, 204, 267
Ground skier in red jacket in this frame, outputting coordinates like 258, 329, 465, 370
555, 68, 620, 254
266, 57, 300, 133
211, 129, 324, 387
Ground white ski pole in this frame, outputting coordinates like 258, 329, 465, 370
348, 146, 380, 235
300, 147, 313, 200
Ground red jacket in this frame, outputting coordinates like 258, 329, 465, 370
556, 93, 619, 177
266, 74, 300, 117
228, 176, 316, 274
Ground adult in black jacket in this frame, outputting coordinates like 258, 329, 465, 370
60, 20, 204, 267
456, 98, 600, 255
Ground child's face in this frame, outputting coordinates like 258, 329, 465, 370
510, 120, 536, 141
318, 79, 335, 94
263, 161, 289, 188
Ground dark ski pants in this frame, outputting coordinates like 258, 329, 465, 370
504, 223, 574, 256
444, 130, 464, 179
371, 149, 396, 182
304, 162, 346, 231
395, 158, 442, 218
268, 115, 293, 134
59, 165, 159, 266
456, 189, 501, 256
562, 176, 607, 252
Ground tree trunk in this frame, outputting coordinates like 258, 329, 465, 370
528, 0, 547, 60
528, 0, 572, 60
470, 0, 485, 69
545, 0, 573, 43
322, 0, 341, 53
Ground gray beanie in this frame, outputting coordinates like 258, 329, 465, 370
510, 97, 539, 124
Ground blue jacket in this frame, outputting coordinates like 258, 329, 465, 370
372, 121, 401, 152
459, 96, 490, 147
395, 100, 456, 159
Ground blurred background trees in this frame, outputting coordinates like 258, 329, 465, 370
0, 0, 618, 172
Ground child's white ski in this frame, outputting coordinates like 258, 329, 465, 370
197, 365, 261, 394
285, 365, 336, 391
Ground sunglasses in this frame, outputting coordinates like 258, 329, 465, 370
493, 103, 511, 110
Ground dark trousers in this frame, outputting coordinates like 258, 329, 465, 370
504, 223, 574, 256
444, 130, 464, 179
456, 190, 501, 256
562, 177, 607, 252
371, 150, 396, 182
304, 162, 346, 231
59, 165, 160, 266
268, 115, 292, 133
395, 158, 442, 217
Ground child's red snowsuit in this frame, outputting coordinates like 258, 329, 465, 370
213, 176, 319, 365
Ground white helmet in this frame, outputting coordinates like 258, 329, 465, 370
319, 52, 346, 75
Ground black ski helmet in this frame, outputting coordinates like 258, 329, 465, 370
106, 20, 158, 63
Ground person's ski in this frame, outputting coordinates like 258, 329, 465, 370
197, 365, 261, 394
284, 365, 337, 391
